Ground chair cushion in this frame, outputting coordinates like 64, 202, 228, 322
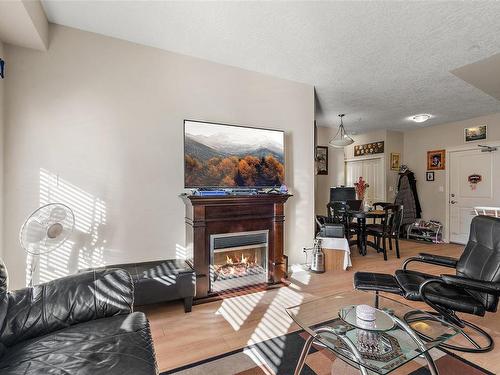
366, 224, 384, 235
366, 223, 383, 230
0, 312, 157, 375
395, 269, 485, 316
354, 272, 403, 294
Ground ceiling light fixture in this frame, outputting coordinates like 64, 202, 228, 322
329, 114, 354, 148
412, 114, 431, 123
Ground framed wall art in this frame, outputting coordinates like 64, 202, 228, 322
426, 171, 435, 181
465, 125, 487, 142
390, 153, 401, 171
316, 146, 328, 175
354, 141, 384, 157
427, 149, 445, 170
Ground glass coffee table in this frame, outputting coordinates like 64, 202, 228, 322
286, 290, 461, 375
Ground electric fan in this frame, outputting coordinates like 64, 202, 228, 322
19, 203, 75, 286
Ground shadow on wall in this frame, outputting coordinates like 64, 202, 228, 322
27, 169, 109, 284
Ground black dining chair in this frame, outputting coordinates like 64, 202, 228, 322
371, 202, 392, 223
315, 201, 349, 238
327, 201, 349, 224
330, 201, 361, 241
373, 202, 392, 210
346, 199, 363, 211
366, 204, 403, 260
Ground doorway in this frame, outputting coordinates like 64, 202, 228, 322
448, 146, 500, 244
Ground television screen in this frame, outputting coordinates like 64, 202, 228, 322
184, 120, 285, 188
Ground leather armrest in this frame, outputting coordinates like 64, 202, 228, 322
0, 268, 133, 347
441, 274, 500, 295
418, 253, 458, 267
403, 253, 458, 270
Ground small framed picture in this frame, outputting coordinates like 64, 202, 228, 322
316, 146, 328, 175
465, 125, 487, 142
390, 153, 401, 171
427, 149, 445, 170
426, 171, 435, 181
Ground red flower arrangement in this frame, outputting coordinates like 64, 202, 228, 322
354, 177, 369, 200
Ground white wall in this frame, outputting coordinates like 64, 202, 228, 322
315, 126, 345, 215
385, 130, 404, 201
4, 25, 315, 289
316, 128, 404, 214
344, 129, 387, 160
403, 112, 500, 227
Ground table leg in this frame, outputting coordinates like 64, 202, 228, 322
314, 327, 369, 375
359, 217, 367, 255
392, 315, 439, 375
356, 222, 361, 250
294, 334, 314, 375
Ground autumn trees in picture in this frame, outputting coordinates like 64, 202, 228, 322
184, 121, 285, 188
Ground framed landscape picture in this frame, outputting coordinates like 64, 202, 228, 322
427, 149, 445, 170
316, 146, 328, 175
465, 125, 487, 142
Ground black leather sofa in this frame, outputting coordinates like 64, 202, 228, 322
0, 260, 158, 374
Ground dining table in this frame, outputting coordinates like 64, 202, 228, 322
347, 209, 386, 255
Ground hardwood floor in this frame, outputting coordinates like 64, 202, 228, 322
142, 240, 500, 374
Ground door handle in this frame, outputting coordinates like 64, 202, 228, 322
450, 200, 457, 204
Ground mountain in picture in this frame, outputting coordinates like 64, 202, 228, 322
184, 121, 285, 187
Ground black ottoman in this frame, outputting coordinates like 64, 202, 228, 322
84, 259, 196, 313
354, 272, 404, 294
354, 272, 403, 308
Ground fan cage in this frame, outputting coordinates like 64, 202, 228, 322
19, 203, 75, 255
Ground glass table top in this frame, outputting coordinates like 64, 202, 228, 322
339, 305, 395, 332
285, 290, 461, 374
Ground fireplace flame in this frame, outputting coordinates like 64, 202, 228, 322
215, 252, 261, 280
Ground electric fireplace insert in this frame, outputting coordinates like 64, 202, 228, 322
210, 230, 268, 292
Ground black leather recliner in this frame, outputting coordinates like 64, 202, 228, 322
0, 259, 158, 374
355, 215, 500, 353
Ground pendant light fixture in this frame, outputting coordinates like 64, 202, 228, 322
329, 114, 354, 148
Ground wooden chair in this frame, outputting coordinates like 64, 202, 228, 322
366, 204, 403, 260
373, 202, 392, 210
327, 201, 349, 223
371, 202, 392, 223
327, 201, 352, 239
315, 201, 349, 238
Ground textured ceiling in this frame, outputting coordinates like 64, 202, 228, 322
41, 1, 500, 132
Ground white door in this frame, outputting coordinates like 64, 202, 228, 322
449, 148, 500, 244
345, 157, 385, 205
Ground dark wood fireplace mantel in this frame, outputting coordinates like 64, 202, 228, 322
181, 194, 292, 299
